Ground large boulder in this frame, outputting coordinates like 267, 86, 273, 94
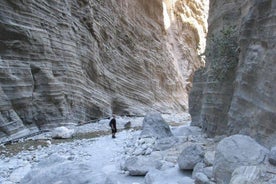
145, 168, 194, 184
140, 112, 173, 139
194, 172, 210, 184
178, 144, 204, 170
20, 155, 110, 184
192, 162, 213, 180
122, 156, 162, 176
213, 134, 269, 184
204, 151, 215, 166
229, 166, 265, 184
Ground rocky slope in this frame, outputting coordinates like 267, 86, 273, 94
0, 0, 208, 140
189, 0, 276, 147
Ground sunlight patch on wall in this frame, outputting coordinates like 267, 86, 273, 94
162, 1, 171, 30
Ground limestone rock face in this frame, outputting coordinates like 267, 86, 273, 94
189, 68, 206, 127
227, 0, 276, 147
189, 0, 276, 147
0, 0, 208, 140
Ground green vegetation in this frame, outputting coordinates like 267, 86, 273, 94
203, 26, 239, 81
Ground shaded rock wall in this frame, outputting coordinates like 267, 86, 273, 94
227, 0, 276, 147
190, 0, 241, 134
189, 0, 276, 147
0, 0, 208, 140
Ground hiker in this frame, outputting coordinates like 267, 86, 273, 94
109, 115, 117, 138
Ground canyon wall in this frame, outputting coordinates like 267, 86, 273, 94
0, 0, 208, 141
189, 0, 276, 147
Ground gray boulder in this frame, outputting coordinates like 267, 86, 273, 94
124, 121, 131, 129
140, 112, 173, 139
229, 166, 265, 184
268, 146, 276, 166
204, 151, 215, 166
192, 162, 206, 178
122, 156, 162, 176
178, 144, 204, 170
20, 155, 108, 184
213, 134, 269, 184
192, 162, 213, 180
203, 166, 213, 179
145, 168, 194, 184
154, 136, 178, 151
194, 172, 210, 184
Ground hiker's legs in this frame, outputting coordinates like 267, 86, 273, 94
112, 129, 116, 138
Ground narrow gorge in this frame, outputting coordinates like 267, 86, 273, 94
189, 0, 276, 147
0, 0, 208, 141
0, 0, 275, 148
0, 1, 276, 184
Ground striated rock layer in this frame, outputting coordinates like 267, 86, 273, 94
0, 0, 208, 140
227, 0, 276, 147
189, 0, 276, 147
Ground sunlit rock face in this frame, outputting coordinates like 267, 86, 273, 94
189, 0, 276, 147
0, 0, 208, 140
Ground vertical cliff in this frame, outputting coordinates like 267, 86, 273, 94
0, 0, 208, 140
228, 0, 276, 146
189, 0, 276, 147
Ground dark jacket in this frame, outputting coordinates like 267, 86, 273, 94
109, 118, 116, 130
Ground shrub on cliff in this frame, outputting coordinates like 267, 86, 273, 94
203, 26, 239, 81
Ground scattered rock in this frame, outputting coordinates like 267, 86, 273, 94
51, 126, 74, 139
178, 144, 204, 170
124, 121, 131, 129
213, 134, 269, 184
125, 137, 156, 156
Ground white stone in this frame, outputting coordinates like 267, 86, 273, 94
51, 126, 74, 139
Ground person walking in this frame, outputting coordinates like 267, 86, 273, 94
109, 115, 117, 138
